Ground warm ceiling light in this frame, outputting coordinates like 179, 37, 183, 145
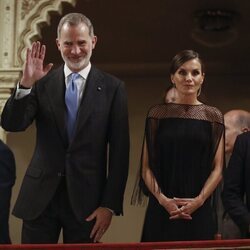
195, 9, 238, 32
191, 9, 239, 47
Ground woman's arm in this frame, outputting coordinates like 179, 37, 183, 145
174, 135, 224, 216
142, 139, 192, 220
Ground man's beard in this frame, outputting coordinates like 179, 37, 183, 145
62, 54, 91, 71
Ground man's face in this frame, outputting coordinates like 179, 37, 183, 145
56, 22, 97, 72
224, 115, 240, 154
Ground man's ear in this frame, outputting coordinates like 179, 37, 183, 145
92, 36, 97, 49
242, 127, 249, 133
56, 39, 60, 50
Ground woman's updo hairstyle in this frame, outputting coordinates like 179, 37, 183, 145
170, 50, 205, 75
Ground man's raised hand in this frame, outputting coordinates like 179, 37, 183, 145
20, 41, 53, 88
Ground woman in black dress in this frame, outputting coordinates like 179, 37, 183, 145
132, 50, 225, 241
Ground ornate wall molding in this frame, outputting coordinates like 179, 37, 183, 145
0, 68, 20, 141
0, 69, 19, 109
0, 0, 77, 140
0, 0, 16, 69
21, 0, 41, 19
16, 0, 77, 66
0, 69, 20, 109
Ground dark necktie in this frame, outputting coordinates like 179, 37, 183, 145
65, 73, 79, 139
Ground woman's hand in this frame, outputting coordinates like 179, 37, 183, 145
158, 193, 192, 220
173, 196, 204, 216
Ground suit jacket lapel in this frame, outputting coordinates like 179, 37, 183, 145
45, 66, 68, 147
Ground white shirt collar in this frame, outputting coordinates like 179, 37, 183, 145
64, 62, 91, 80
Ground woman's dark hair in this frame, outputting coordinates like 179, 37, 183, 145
170, 50, 205, 75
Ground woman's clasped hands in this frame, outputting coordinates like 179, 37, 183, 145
158, 193, 204, 220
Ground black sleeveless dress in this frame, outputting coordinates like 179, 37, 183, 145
132, 103, 224, 241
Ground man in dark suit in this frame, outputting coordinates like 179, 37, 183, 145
0, 139, 16, 244
222, 131, 250, 238
219, 110, 250, 239
1, 13, 129, 243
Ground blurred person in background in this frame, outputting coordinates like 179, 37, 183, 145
218, 110, 250, 239
0, 139, 16, 244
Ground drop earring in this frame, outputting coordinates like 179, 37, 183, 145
197, 85, 202, 96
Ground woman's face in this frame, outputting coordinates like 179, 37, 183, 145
171, 59, 204, 97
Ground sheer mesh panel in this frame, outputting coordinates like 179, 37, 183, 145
148, 103, 223, 123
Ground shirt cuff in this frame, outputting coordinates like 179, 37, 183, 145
15, 82, 32, 99
103, 207, 114, 215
